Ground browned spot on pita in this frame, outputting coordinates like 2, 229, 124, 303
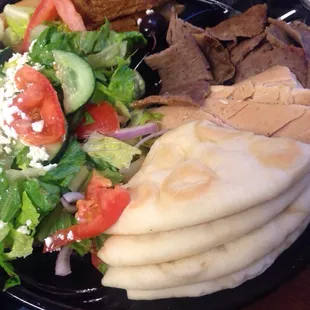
143, 143, 185, 171
162, 161, 216, 200
195, 121, 248, 143
249, 138, 301, 169
128, 183, 159, 209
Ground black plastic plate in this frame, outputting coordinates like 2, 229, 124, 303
1, 1, 310, 309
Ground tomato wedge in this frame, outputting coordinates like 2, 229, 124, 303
11, 65, 66, 146
76, 103, 120, 139
22, 0, 57, 52
43, 171, 130, 252
53, 0, 86, 31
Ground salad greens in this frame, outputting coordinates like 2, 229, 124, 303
2, 5, 34, 47
83, 134, 141, 170
0, 1, 164, 291
29, 21, 146, 67
40, 140, 86, 188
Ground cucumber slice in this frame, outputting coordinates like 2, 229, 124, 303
53, 50, 95, 115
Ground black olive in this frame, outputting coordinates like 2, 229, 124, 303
139, 12, 167, 39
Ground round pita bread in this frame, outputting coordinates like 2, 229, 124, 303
99, 174, 310, 266
102, 181, 310, 290
107, 121, 310, 235
126, 216, 310, 300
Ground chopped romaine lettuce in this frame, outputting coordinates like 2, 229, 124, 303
5, 168, 46, 183
0, 243, 20, 290
4, 229, 33, 260
130, 110, 163, 126
14, 146, 31, 170
92, 62, 145, 106
97, 168, 123, 185
69, 239, 91, 257
83, 133, 141, 170
86, 156, 123, 185
24, 179, 60, 214
40, 140, 86, 187
0, 222, 10, 242
30, 21, 146, 67
86, 41, 127, 69
16, 192, 39, 233
3, 5, 34, 43
36, 205, 75, 242
0, 183, 21, 223
35, 205, 90, 256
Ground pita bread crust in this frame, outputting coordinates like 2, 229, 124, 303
107, 121, 310, 235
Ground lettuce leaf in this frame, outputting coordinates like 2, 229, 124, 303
15, 192, 39, 232
36, 205, 75, 242
0, 183, 21, 223
130, 110, 163, 126
92, 62, 145, 106
35, 205, 91, 256
24, 179, 60, 214
0, 222, 10, 242
3, 5, 34, 41
14, 146, 31, 169
0, 243, 20, 290
83, 134, 141, 170
40, 140, 86, 187
86, 41, 127, 69
30, 21, 146, 67
3, 229, 33, 260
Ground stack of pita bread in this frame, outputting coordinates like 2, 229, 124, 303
98, 120, 310, 300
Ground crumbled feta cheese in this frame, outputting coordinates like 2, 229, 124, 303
3, 146, 12, 154
146, 9, 154, 15
26, 219, 32, 227
17, 225, 30, 235
27, 146, 50, 168
0, 220, 7, 229
137, 18, 142, 26
31, 120, 44, 133
67, 231, 74, 241
45, 237, 53, 248
3, 105, 21, 124
0, 136, 10, 144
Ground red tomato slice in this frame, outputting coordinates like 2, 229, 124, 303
43, 172, 130, 252
76, 103, 120, 139
11, 65, 66, 146
22, 0, 57, 52
53, 0, 86, 31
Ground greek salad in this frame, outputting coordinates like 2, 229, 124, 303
0, 0, 164, 289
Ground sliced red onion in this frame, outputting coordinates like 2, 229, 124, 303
60, 198, 77, 214
135, 129, 168, 148
107, 123, 158, 141
55, 246, 73, 277
62, 192, 85, 204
